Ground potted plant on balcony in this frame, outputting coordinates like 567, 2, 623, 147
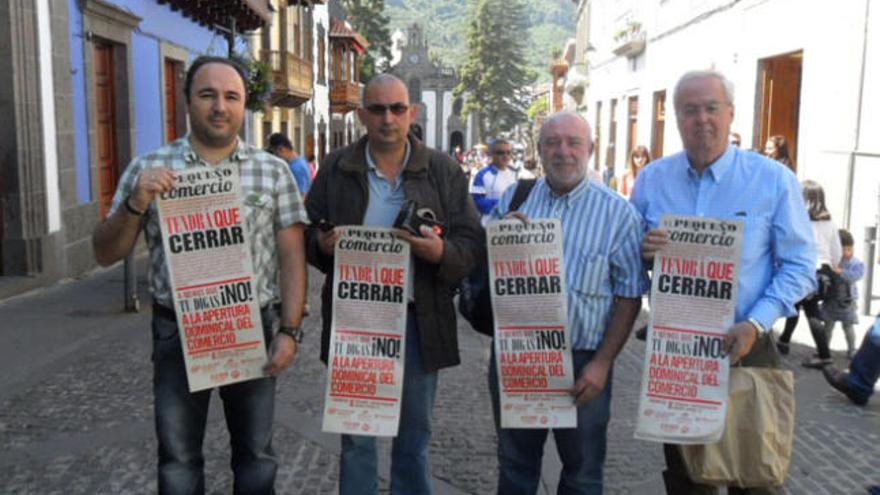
230, 53, 272, 113
549, 47, 568, 76
612, 20, 646, 58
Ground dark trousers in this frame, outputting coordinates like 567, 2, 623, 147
662, 333, 783, 495
848, 333, 880, 402
779, 295, 832, 359
152, 305, 279, 495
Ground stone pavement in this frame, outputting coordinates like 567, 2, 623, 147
0, 258, 878, 494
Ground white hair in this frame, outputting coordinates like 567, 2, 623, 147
673, 70, 735, 109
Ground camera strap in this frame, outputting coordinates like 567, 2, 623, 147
507, 178, 537, 214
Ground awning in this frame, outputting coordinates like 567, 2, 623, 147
157, 0, 272, 32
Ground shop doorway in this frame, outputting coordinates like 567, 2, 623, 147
755, 51, 803, 168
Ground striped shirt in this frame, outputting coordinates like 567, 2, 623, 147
491, 178, 649, 350
108, 137, 308, 308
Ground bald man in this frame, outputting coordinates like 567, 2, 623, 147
304, 74, 482, 494
488, 111, 647, 494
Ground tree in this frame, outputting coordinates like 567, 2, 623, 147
454, 0, 534, 140
341, 0, 393, 82
526, 94, 548, 122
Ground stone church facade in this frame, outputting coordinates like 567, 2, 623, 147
389, 24, 476, 153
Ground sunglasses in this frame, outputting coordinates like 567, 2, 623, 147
364, 103, 410, 115
493, 150, 513, 156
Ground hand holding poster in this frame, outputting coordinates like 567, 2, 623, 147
487, 218, 576, 429
635, 215, 744, 444
322, 227, 410, 437
156, 165, 267, 392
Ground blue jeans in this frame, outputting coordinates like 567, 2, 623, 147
339, 311, 438, 495
490, 349, 612, 495
848, 317, 880, 402
152, 305, 278, 495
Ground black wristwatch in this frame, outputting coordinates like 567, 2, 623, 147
124, 195, 145, 216
278, 325, 304, 343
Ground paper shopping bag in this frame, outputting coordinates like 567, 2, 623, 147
679, 367, 795, 487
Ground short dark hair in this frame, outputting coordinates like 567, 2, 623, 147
839, 228, 854, 247
266, 132, 293, 151
184, 55, 249, 104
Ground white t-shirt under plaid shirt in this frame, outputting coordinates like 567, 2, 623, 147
108, 137, 308, 309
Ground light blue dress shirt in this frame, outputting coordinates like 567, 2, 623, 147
630, 145, 817, 332
363, 141, 411, 227
491, 178, 649, 350
363, 142, 414, 300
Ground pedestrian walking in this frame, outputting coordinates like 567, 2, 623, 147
266, 132, 312, 196
91, 55, 309, 493
822, 228, 865, 359
471, 138, 528, 225
777, 180, 842, 368
823, 315, 880, 406
632, 69, 816, 495
304, 73, 482, 495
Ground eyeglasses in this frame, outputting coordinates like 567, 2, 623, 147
493, 150, 513, 156
364, 103, 410, 115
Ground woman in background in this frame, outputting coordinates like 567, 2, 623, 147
764, 134, 796, 172
619, 145, 651, 198
777, 180, 842, 368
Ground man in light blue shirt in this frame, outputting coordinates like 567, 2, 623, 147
631, 70, 816, 495
489, 111, 648, 494
267, 133, 312, 195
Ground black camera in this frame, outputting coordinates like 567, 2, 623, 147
393, 200, 446, 237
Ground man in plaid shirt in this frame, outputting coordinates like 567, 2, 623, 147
92, 56, 308, 494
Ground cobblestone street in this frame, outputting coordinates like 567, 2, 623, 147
0, 260, 878, 494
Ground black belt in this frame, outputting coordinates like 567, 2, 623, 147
152, 302, 279, 320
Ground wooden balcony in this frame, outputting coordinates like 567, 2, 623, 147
261, 50, 313, 108
330, 80, 361, 114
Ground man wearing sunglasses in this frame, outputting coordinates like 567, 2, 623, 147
471, 138, 529, 225
304, 74, 482, 494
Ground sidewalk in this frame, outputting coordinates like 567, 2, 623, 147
0, 260, 878, 494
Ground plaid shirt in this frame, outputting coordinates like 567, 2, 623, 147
109, 137, 308, 308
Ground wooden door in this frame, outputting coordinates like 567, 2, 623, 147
627, 96, 639, 156
164, 59, 182, 143
306, 133, 315, 160
756, 52, 802, 167
651, 90, 666, 159
95, 42, 119, 218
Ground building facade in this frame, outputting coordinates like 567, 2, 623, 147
390, 24, 475, 153
0, 0, 269, 299
567, 0, 880, 310
250, 0, 366, 163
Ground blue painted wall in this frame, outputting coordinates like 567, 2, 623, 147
68, 0, 236, 204
68, 0, 89, 204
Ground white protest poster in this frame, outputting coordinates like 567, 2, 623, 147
322, 226, 410, 437
156, 165, 267, 392
487, 218, 576, 429
634, 214, 744, 444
